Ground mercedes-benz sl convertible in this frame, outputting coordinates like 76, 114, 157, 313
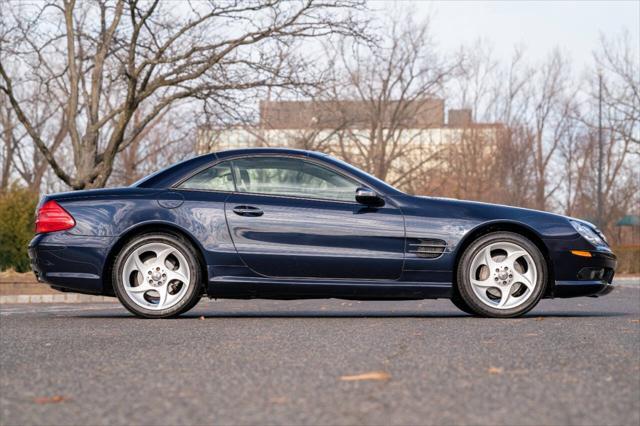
29, 148, 616, 318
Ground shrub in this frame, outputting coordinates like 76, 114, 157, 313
0, 187, 38, 272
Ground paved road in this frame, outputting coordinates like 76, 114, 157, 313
1, 286, 639, 426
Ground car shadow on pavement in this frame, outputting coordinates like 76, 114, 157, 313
74, 310, 632, 319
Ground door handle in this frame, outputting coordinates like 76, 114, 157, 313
232, 205, 264, 217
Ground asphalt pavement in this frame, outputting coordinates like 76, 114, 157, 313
1, 285, 639, 426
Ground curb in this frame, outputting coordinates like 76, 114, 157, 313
0, 294, 116, 304
614, 277, 640, 287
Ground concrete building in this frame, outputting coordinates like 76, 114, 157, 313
196, 99, 506, 186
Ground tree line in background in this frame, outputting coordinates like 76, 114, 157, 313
0, 1, 638, 271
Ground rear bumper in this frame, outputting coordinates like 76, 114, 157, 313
29, 233, 114, 295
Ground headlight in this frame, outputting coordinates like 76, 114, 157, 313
570, 220, 606, 247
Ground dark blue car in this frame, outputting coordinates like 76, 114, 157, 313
29, 148, 616, 318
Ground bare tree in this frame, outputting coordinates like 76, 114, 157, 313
0, 91, 15, 191
0, 83, 65, 192
553, 33, 638, 241
442, 43, 509, 204
596, 31, 640, 151
318, 13, 460, 186
558, 128, 593, 217
460, 48, 576, 210
110, 106, 196, 186
442, 45, 537, 206
528, 50, 576, 210
0, 0, 366, 189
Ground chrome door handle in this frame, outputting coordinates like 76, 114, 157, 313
232, 205, 263, 217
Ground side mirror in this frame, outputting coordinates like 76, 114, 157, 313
355, 187, 384, 207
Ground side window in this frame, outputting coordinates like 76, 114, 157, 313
178, 161, 235, 191
298, 161, 360, 201
231, 157, 359, 202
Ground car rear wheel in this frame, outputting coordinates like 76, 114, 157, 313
456, 232, 547, 318
113, 232, 202, 318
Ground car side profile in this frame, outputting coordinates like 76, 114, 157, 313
29, 148, 616, 318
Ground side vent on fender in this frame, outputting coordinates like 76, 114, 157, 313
407, 238, 447, 259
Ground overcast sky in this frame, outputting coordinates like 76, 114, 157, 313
378, 0, 640, 71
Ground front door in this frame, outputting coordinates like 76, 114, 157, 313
223, 156, 405, 279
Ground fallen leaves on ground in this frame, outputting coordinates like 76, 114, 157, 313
270, 396, 288, 404
34, 395, 69, 404
487, 367, 503, 374
340, 371, 391, 382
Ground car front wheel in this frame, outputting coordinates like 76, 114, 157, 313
456, 231, 547, 318
113, 232, 202, 318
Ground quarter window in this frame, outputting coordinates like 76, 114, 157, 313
232, 157, 359, 202
178, 161, 234, 191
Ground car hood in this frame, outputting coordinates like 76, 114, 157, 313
420, 194, 562, 215
412, 194, 587, 227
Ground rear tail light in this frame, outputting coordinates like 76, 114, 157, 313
35, 200, 75, 234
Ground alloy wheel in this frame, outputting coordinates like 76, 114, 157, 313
121, 242, 191, 311
468, 241, 538, 310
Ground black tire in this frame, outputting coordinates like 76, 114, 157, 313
113, 232, 202, 318
456, 231, 547, 318
450, 293, 477, 316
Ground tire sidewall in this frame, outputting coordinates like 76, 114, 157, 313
457, 232, 547, 318
113, 233, 201, 318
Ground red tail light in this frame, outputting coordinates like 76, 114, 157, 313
35, 200, 76, 234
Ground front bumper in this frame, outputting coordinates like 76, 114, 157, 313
553, 279, 615, 298
550, 250, 617, 298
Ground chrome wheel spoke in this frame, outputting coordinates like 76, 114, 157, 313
133, 260, 146, 276
129, 282, 153, 293
497, 284, 513, 308
155, 247, 176, 269
166, 269, 188, 284
512, 270, 534, 290
156, 285, 168, 309
504, 250, 527, 269
471, 278, 495, 288
157, 285, 183, 310
481, 245, 497, 270
132, 250, 147, 274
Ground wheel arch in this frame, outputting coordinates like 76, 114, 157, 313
102, 221, 208, 297
452, 220, 555, 296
